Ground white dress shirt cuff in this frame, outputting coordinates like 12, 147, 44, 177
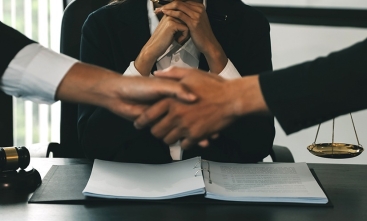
1, 43, 78, 104
124, 61, 154, 77
218, 59, 242, 80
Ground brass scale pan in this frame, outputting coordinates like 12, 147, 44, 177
307, 114, 364, 159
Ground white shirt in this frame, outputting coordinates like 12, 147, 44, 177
125, 0, 242, 160
0, 43, 78, 104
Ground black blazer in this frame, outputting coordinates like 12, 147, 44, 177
78, 0, 275, 163
0, 22, 34, 146
0, 22, 34, 79
260, 38, 367, 135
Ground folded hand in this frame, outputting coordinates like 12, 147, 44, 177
156, 1, 227, 73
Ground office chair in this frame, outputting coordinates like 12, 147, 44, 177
270, 145, 294, 162
47, 0, 294, 163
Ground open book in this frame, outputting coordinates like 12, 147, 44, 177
82, 157, 328, 204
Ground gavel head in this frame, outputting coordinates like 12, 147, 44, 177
0, 146, 30, 172
0, 146, 41, 192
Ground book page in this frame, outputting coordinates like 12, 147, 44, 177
203, 161, 327, 203
83, 157, 205, 200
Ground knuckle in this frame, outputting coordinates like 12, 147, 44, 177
164, 136, 175, 145
151, 127, 163, 138
171, 109, 183, 120
140, 111, 151, 121
135, 116, 147, 127
190, 129, 201, 140
167, 20, 176, 28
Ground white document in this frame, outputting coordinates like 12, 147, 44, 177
83, 157, 205, 200
83, 158, 327, 204
203, 161, 328, 204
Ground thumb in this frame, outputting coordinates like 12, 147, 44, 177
154, 66, 195, 80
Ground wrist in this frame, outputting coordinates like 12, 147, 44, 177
203, 43, 227, 74
57, 63, 121, 107
135, 49, 157, 76
230, 75, 269, 117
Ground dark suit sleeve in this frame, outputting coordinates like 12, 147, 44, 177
259, 38, 367, 135
0, 22, 35, 79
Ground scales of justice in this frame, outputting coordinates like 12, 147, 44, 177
307, 113, 364, 159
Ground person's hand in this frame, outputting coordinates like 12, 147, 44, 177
134, 15, 190, 76
155, 1, 216, 55
133, 67, 244, 148
156, 1, 228, 73
134, 67, 268, 148
103, 75, 198, 120
56, 63, 197, 121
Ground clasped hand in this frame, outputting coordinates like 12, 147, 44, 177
136, 0, 226, 76
133, 67, 243, 149
130, 0, 237, 148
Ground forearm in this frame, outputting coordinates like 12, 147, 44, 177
134, 49, 157, 77
57, 62, 196, 121
55, 62, 122, 108
259, 38, 367, 134
203, 42, 227, 74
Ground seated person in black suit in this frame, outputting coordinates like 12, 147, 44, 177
78, 0, 275, 164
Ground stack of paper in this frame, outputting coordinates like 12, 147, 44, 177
83, 157, 328, 204
83, 157, 205, 200
203, 161, 328, 204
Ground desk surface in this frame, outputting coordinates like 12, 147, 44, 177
1, 158, 367, 221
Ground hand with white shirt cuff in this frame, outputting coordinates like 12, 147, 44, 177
56, 63, 197, 121
0, 44, 197, 121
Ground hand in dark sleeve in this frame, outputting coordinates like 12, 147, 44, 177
0, 22, 35, 78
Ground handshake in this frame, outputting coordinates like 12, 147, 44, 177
94, 66, 267, 149
55, 0, 267, 152
109, 0, 255, 148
